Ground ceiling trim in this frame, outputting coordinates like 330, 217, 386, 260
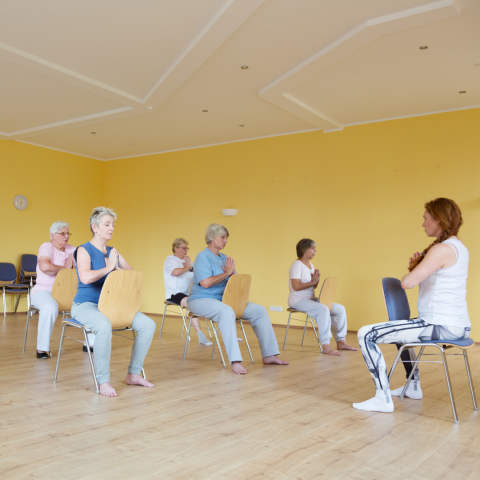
259, 0, 461, 129
8, 104, 479, 161
1, 0, 266, 141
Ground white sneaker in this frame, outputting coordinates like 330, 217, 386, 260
391, 380, 423, 400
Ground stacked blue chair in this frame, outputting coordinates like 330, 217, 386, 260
382, 277, 477, 423
0, 263, 30, 317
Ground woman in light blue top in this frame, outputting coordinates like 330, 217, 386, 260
188, 223, 289, 375
72, 207, 156, 397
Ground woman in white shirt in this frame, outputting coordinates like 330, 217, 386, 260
163, 238, 212, 345
353, 198, 471, 413
288, 238, 357, 356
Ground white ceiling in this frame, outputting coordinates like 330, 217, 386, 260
0, 0, 478, 160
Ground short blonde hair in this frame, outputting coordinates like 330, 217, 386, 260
205, 223, 229, 245
172, 238, 189, 253
89, 206, 117, 236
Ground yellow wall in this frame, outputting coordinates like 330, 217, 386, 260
2, 108, 479, 340
104, 108, 480, 340
0, 140, 104, 312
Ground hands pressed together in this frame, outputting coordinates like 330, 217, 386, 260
222, 256, 235, 276
311, 268, 320, 285
105, 248, 118, 272
64, 254, 75, 269
409, 251, 421, 268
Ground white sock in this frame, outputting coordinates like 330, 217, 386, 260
237, 337, 243, 342
353, 389, 394, 413
197, 331, 213, 346
391, 380, 422, 400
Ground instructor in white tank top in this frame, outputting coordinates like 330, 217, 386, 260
353, 198, 471, 414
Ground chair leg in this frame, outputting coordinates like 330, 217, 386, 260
463, 350, 478, 410
283, 311, 293, 349
83, 328, 99, 393
440, 347, 459, 424
309, 316, 323, 353
388, 345, 406, 382
301, 314, 309, 346
14, 293, 21, 314
180, 307, 190, 341
206, 318, 212, 338
402, 346, 425, 397
210, 320, 226, 368
182, 316, 193, 361
3, 288, 6, 318
239, 320, 254, 363
212, 323, 219, 356
23, 309, 31, 352
159, 303, 168, 338
53, 323, 67, 384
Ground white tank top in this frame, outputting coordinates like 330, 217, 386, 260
417, 238, 470, 327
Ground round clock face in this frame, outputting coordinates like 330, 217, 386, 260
14, 195, 28, 210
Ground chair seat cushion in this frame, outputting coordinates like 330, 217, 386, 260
165, 300, 181, 306
401, 338, 474, 348
287, 308, 306, 313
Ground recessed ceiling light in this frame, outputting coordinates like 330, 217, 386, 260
459, 91, 467, 93
239, 125, 244, 127
147, 106, 153, 110
203, 110, 208, 112
241, 65, 249, 69
91, 132, 96, 134
419, 46, 428, 50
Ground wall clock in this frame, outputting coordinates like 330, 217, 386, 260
14, 195, 28, 210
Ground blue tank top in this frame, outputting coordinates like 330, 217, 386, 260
73, 242, 113, 305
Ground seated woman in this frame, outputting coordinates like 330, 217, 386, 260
187, 223, 289, 375
31, 221, 94, 358
353, 198, 471, 413
288, 238, 357, 356
164, 237, 212, 345
72, 206, 156, 397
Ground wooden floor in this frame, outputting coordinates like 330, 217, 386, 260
1, 314, 480, 480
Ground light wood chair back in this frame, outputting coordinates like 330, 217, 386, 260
98, 271, 143, 329
222, 274, 251, 319
51, 269, 78, 312
319, 277, 338, 311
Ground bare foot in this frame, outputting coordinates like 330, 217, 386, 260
337, 340, 358, 351
322, 344, 342, 356
263, 355, 289, 365
99, 382, 118, 397
232, 361, 247, 375
125, 373, 155, 387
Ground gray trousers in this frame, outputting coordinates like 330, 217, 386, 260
187, 298, 280, 363
291, 299, 347, 344
71, 302, 156, 385
31, 291, 94, 351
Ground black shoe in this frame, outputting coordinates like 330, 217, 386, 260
36, 351, 49, 359
83, 345, 94, 353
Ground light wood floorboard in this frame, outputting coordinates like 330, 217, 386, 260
1, 313, 479, 479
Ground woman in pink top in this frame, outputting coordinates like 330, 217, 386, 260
31, 221, 78, 359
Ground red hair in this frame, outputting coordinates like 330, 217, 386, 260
409, 198, 463, 272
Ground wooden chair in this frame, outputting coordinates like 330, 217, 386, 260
283, 277, 338, 353
53, 271, 147, 393
383, 277, 477, 424
183, 274, 254, 367
24, 268, 77, 354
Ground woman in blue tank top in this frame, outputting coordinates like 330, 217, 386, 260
72, 207, 156, 397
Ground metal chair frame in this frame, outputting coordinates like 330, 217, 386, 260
159, 300, 212, 341
388, 341, 477, 424
22, 306, 71, 355
283, 308, 323, 353
53, 318, 146, 393
182, 313, 253, 367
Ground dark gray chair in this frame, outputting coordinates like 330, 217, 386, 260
382, 277, 477, 423
0, 263, 30, 318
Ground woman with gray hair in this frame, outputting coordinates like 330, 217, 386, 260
187, 223, 289, 374
31, 221, 91, 358
72, 207, 156, 397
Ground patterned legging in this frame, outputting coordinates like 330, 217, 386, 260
357, 319, 470, 391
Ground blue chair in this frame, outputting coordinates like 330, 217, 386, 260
382, 277, 477, 423
0, 263, 30, 318
19, 254, 37, 286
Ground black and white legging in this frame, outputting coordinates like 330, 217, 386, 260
357, 319, 470, 391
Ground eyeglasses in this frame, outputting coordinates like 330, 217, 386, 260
178, 246, 189, 251
56, 232, 72, 237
